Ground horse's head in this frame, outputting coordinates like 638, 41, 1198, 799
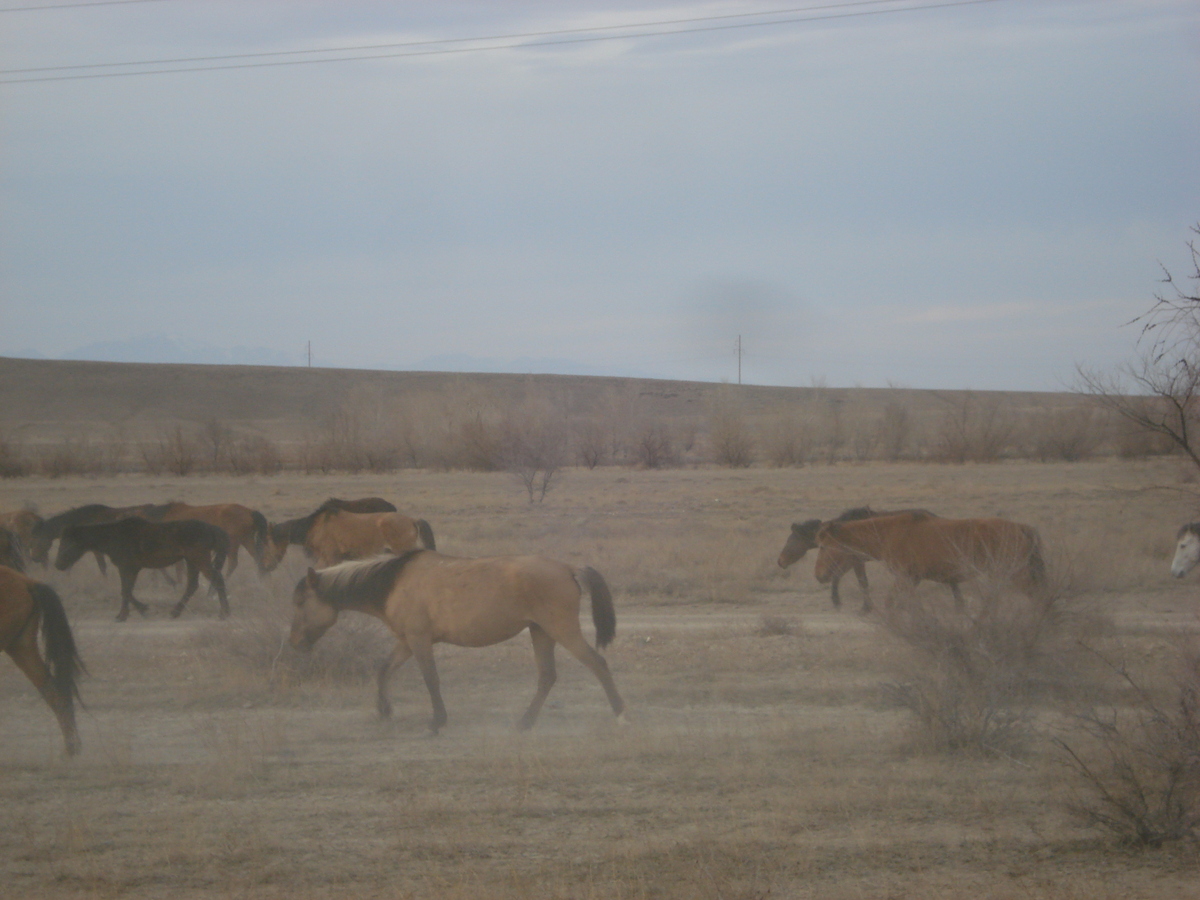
778, 520, 821, 568
290, 568, 339, 650
258, 523, 291, 573
53, 526, 88, 571
1171, 523, 1200, 578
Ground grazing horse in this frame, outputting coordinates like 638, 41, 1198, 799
0, 565, 84, 755
153, 502, 270, 575
55, 518, 230, 621
261, 497, 398, 570
290, 551, 626, 734
815, 511, 1046, 609
1171, 522, 1200, 578
25, 502, 169, 572
778, 507, 940, 613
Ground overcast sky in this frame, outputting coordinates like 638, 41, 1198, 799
1, 0, 1197, 390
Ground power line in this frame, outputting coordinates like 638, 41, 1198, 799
0, 0, 1004, 84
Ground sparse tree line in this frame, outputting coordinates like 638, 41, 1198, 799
0, 387, 1183, 484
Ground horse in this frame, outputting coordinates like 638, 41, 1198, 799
778, 507, 939, 613
55, 518, 230, 621
25, 502, 170, 572
290, 551, 625, 734
814, 511, 1046, 610
261, 497, 398, 571
152, 502, 270, 575
0, 565, 85, 755
1170, 522, 1200, 578
303, 509, 436, 568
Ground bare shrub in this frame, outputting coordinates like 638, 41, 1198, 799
140, 425, 198, 476
227, 434, 284, 475
195, 614, 394, 688
1111, 401, 1182, 459
498, 400, 568, 503
0, 433, 29, 478
933, 391, 1015, 463
708, 396, 755, 468
633, 423, 677, 469
881, 590, 1063, 755
762, 414, 808, 467
1027, 406, 1103, 462
877, 398, 911, 461
38, 437, 105, 477
574, 418, 609, 469
199, 417, 234, 472
1057, 647, 1200, 847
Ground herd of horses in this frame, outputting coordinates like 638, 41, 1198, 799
2, 490, 1195, 757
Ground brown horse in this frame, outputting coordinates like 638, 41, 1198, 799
0, 565, 85, 755
25, 502, 170, 573
261, 497, 399, 570
815, 511, 1045, 609
290, 551, 625, 734
778, 507, 940, 613
303, 509, 436, 568
55, 518, 230, 621
153, 502, 270, 575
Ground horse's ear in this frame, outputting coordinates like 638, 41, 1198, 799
306, 567, 319, 588
791, 522, 803, 533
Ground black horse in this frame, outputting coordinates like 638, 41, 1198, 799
26, 502, 171, 571
55, 518, 230, 621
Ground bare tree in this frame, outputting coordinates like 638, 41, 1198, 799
1077, 224, 1200, 471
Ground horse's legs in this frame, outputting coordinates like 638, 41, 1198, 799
92, 551, 107, 577
551, 628, 625, 721
171, 561, 200, 618
206, 554, 230, 619
517, 624, 558, 731
853, 561, 872, 614
225, 544, 240, 576
828, 574, 842, 609
117, 566, 147, 621
6, 636, 80, 756
376, 641, 413, 718
410, 637, 447, 734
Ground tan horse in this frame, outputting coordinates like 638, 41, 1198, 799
303, 509, 435, 568
153, 502, 269, 575
290, 551, 625, 734
815, 511, 1045, 609
260, 498, 400, 571
0, 565, 85, 755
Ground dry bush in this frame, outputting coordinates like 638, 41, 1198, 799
0, 432, 30, 478
932, 391, 1015, 463
194, 612, 395, 688
633, 423, 677, 469
762, 414, 808, 467
1112, 405, 1181, 459
574, 418, 609, 469
881, 589, 1065, 755
140, 425, 198, 475
1026, 406, 1104, 462
38, 436, 106, 477
1057, 647, 1200, 846
497, 400, 568, 502
226, 433, 284, 475
876, 398, 912, 461
708, 394, 755, 468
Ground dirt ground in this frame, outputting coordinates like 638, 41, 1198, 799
2, 460, 1199, 899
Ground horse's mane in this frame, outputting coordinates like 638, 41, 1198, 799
39, 504, 114, 536
1177, 521, 1200, 539
308, 551, 424, 610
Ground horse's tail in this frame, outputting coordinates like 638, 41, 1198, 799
211, 527, 230, 575
416, 519, 436, 551
29, 582, 85, 708
249, 510, 269, 567
577, 566, 616, 650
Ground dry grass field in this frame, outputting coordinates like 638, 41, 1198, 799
2, 458, 1199, 899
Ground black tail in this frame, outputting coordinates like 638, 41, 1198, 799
29, 583, 84, 708
250, 510, 269, 568
416, 519, 436, 551
578, 566, 616, 649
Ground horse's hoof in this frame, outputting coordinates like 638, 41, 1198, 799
116, 612, 129, 622
169, 607, 183, 619
615, 712, 629, 728
376, 700, 392, 718
218, 611, 230, 620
